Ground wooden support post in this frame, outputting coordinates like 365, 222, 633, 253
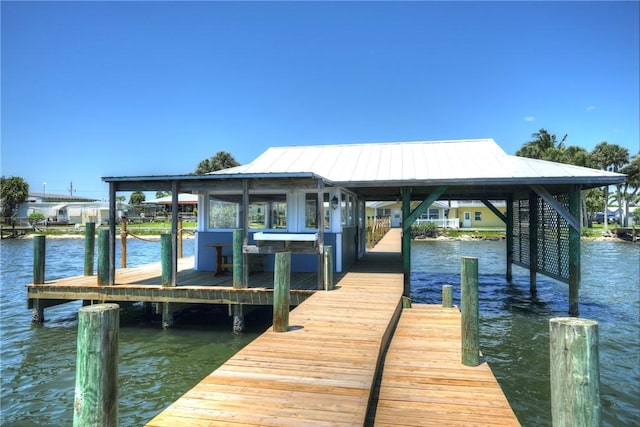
120, 217, 127, 268
402, 296, 412, 308
323, 245, 334, 291
273, 252, 291, 332
442, 284, 453, 308
550, 317, 601, 427
461, 257, 480, 366
160, 234, 172, 287
73, 303, 119, 427
232, 229, 243, 289
233, 304, 244, 334
31, 299, 45, 324
568, 185, 581, 316
178, 218, 183, 259
506, 194, 513, 282
97, 229, 109, 286
401, 187, 411, 297
33, 234, 45, 285
84, 222, 95, 276
161, 303, 173, 329
529, 192, 538, 296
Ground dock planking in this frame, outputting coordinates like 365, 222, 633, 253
26, 256, 331, 307
145, 270, 405, 426
373, 304, 521, 426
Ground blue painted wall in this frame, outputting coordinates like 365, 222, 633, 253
195, 231, 341, 273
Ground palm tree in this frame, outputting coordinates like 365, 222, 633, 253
515, 129, 567, 160
620, 154, 640, 226
591, 142, 630, 227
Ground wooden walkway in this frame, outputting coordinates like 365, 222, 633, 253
146, 271, 405, 426
373, 304, 520, 426
146, 229, 520, 426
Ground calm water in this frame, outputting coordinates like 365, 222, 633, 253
1, 238, 639, 426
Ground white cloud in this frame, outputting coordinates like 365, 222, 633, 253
524, 116, 535, 122
586, 105, 596, 112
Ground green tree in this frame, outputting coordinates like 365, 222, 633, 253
620, 154, 640, 226
129, 191, 146, 205
155, 191, 170, 199
591, 142, 630, 227
1, 176, 29, 219
194, 151, 240, 175
515, 129, 567, 161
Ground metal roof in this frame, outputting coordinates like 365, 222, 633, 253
211, 139, 624, 187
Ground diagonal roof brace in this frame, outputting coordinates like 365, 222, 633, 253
529, 184, 580, 232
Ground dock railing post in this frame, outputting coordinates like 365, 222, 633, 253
33, 234, 46, 285
461, 256, 480, 366
160, 233, 172, 287
232, 229, 243, 289
32, 234, 46, 323
84, 222, 95, 276
97, 229, 109, 286
73, 303, 119, 427
273, 252, 291, 332
323, 245, 333, 291
550, 317, 601, 427
120, 217, 127, 268
442, 284, 453, 308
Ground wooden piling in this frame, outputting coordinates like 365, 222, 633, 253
402, 296, 412, 308
233, 304, 244, 334
273, 252, 291, 332
442, 284, 453, 308
33, 234, 45, 285
97, 229, 109, 286
31, 233, 47, 324
120, 217, 127, 268
84, 222, 95, 276
550, 317, 601, 427
461, 256, 479, 366
73, 303, 119, 427
160, 234, 172, 287
323, 245, 334, 291
232, 229, 243, 289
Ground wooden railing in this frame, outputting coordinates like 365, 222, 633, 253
366, 215, 391, 248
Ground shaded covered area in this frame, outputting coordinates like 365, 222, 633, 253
103, 139, 625, 315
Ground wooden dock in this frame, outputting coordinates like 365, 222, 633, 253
146, 229, 520, 426
373, 304, 520, 426
26, 257, 336, 310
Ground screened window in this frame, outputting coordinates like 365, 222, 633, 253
475, 211, 482, 221
209, 196, 240, 229
305, 193, 330, 229
250, 194, 287, 229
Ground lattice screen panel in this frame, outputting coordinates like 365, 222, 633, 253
512, 193, 571, 284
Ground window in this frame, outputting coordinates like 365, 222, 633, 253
251, 193, 287, 229
304, 193, 330, 229
341, 194, 355, 226
271, 201, 287, 229
209, 196, 240, 229
428, 208, 439, 219
209, 193, 287, 229
475, 211, 482, 221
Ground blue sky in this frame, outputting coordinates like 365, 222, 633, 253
2, 1, 638, 201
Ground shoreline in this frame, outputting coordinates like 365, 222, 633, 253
6, 232, 631, 243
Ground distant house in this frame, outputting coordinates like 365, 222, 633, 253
16, 192, 125, 225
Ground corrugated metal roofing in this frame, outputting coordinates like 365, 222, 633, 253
211, 139, 624, 185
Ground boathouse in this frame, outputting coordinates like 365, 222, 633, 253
103, 138, 625, 315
